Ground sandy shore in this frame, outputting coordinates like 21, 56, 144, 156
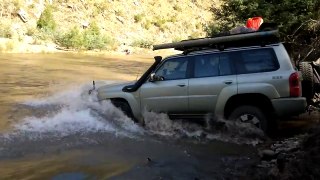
0, 37, 179, 58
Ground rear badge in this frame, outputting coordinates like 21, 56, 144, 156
272, 76, 283, 80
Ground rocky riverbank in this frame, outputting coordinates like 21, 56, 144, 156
248, 124, 320, 179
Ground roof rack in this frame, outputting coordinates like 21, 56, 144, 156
153, 29, 280, 53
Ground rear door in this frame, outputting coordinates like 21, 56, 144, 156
188, 52, 237, 113
140, 57, 190, 113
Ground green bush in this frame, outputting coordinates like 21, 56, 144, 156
143, 20, 152, 30
173, 4, 182, 12
37, 6, 56, 31
0, 23, 13, 38
134, 14, 144, 23
153, 18, 166, 28
207, 0, 320, 61
132, 39, 153, 49
169, 15, 177, 23
82, 22, 113, 50
56, 22, 113, 50
56, 26, 83, 49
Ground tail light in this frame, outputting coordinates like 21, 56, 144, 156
289, 72, 301, 97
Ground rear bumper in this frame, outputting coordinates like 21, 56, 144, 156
271, 97, 307, 117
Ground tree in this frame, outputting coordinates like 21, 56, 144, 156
208, 0, 320, 62
37, 6, 56, 32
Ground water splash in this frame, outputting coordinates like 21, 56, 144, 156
143, 111, 265, 145
8, 82, 265, 145
13, 82, 142, 139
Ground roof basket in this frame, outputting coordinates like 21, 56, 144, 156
153, 25, 279, 52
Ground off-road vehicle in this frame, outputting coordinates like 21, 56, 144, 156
95, 29, 314, 133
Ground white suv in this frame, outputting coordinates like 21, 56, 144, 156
96, 31, 307, 133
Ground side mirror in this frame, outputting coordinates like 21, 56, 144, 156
149, 73, 163, 82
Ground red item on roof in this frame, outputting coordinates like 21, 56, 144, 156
246, 17, 264, 30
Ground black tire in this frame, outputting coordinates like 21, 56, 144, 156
111, 100, 136, 121
229, 105, 268, 133
299, 62, 314, 103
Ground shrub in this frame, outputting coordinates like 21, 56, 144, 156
37, 6, 56, 31
33, 29, 55, 42
173, 4, 182, 12
0, 24, 13, 38
153, 18, 166, 28
134, 14, 143, 23
26, 27, 37, 36
56, 26, 83, 49
169, 16, 177, 23
13, 0, 22, 9
207, 0, 320, 61
132, 39, 153, 49
56, 23, 114, 50
82, 22, 113, 50
143, 20, 152, 30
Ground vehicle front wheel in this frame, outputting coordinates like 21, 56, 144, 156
111, 100, 136, 122
229, 105, 268, 133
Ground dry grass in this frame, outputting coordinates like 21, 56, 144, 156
0, 0, 218, 51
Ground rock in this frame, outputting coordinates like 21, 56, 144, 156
277, 153, 286, 172
259, 149, 277, 160
268, 167, 280, 178
257, 161, 272, 168
17, 9, 28, 23
81, 21, 89, 29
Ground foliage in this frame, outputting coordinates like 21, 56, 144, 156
131, 39, 153, 49
153, 17, 166, 28
56, 26, 83, 49
143, 20, 152, 30
37, 6, 56, 31
207, 0, 320, 61
56, 22, 114, 50
82, 22, 113, 50
0, 22, 13, 38
173, 4, 182, 12
134, 14, 144, 23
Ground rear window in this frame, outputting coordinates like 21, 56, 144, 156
235, 48, 279, 74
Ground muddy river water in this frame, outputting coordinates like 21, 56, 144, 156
0, 53, 268, 179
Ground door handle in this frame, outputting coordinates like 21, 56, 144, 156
177, 84, 186, 87
224, 81, 233, 85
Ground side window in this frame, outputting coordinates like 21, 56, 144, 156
236, 48, 279, 74
193, 53, 235, 78
219, 53, 235, 76
155, 57, 188, 80
194, 54, 219, 78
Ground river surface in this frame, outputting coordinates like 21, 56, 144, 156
0, 53, 265, 179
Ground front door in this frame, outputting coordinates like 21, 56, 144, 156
140, 57, 190, 113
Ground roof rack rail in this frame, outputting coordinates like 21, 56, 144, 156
153, 29, 279, 52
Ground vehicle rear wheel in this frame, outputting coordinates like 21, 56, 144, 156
299, 62, 314, 103
111, 100, 136, 121
229, 105, 268, 133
